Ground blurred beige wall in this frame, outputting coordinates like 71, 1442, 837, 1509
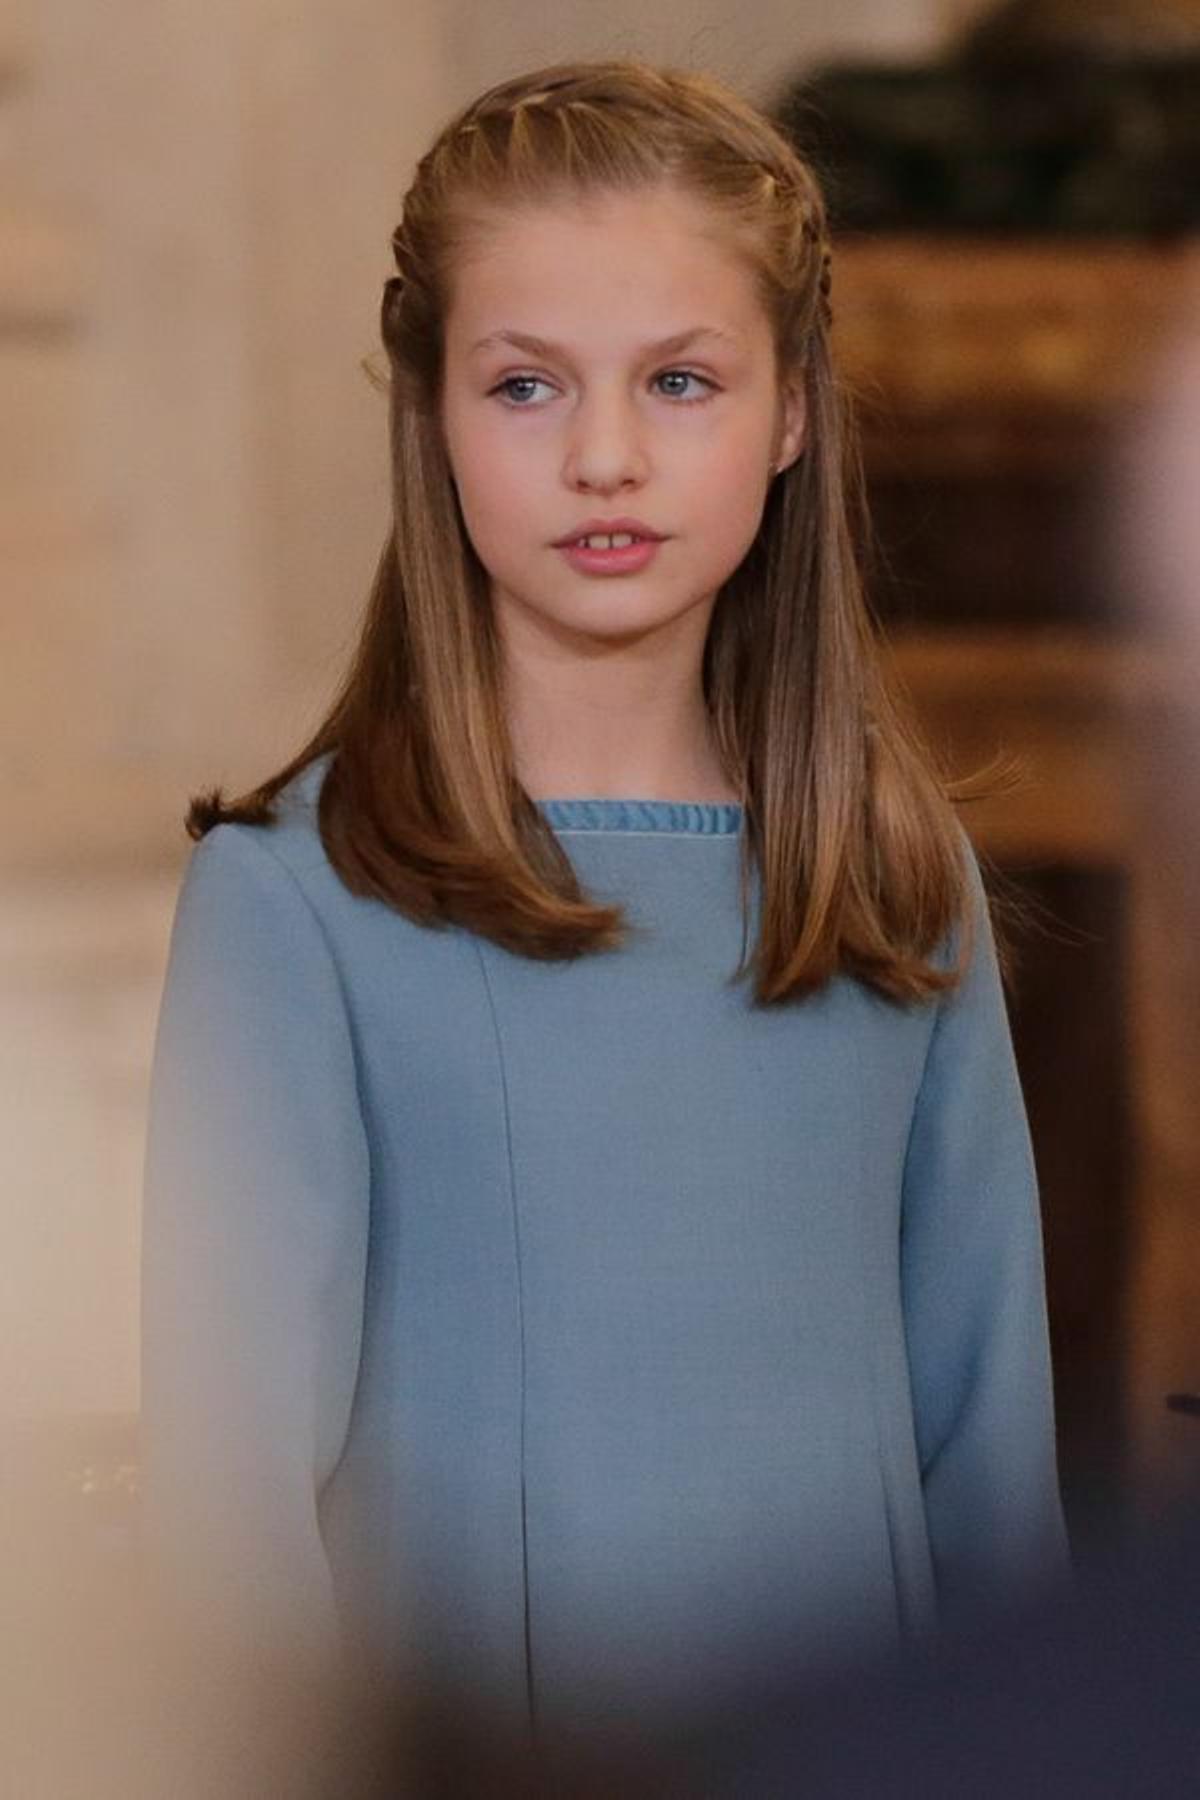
438, 0, 947, 114
3, 0, 449, 1422
5, 0, 446, 877
2, 0, 966, 1418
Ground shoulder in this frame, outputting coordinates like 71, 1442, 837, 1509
922, 819, 995, 991
954, 824, 1001, 981
187, 751, 337, 911
181, 751, 442, 978
169, 755, 362, 997
910, 825, 1017, 1095
164, 754, 366, 1038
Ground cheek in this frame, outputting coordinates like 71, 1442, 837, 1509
704, 491, 770, 579
471, 471, 534, 549
445, 418, 525, 538
450, 451, 550, 583
687, 423, 772, 546
449, 406, 540, 505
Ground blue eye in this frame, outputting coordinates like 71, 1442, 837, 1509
655, 369, 715, 403
492, 374, 554, 406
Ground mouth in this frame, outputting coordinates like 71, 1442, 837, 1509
555, 533, 665, 575
566, 530, 648, 550
551, 519, 667, 549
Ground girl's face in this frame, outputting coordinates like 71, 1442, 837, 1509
439, 183, 805, 658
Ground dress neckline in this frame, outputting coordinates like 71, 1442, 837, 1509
534, 796, 744, 836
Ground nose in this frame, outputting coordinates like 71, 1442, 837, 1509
562, 388, 649, 494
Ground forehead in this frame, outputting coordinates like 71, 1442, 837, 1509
443, 184, 767, 346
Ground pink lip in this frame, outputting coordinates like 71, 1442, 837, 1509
557, 536, 663, 576
551, 517, 666, 547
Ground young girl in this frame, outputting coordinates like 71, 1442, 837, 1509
140, 58, 1066, 1758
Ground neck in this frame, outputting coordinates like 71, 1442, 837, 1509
506, 659, 738, 804
497, 588, 740, 805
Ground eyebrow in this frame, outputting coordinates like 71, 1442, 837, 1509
468, 326, 744, 359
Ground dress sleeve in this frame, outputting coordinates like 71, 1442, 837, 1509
900, 844, 1069, 1626
139, 822, 370, 1673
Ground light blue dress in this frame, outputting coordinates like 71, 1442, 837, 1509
140, 751, 1066, 1746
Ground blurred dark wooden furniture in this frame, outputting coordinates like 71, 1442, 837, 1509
831, 234, 1200, 1537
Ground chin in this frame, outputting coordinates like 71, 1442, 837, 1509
558, 606, 702, 646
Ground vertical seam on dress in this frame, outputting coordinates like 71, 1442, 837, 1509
471, 938, 538, 1743
849, 1002, 912, 1651
888, 994, 947, 1639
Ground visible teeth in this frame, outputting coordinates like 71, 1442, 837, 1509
578, 532, 638, 549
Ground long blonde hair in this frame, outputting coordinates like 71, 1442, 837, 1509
188, 58, 975, 1005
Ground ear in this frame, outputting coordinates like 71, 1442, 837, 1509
773, 373, 807, 474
